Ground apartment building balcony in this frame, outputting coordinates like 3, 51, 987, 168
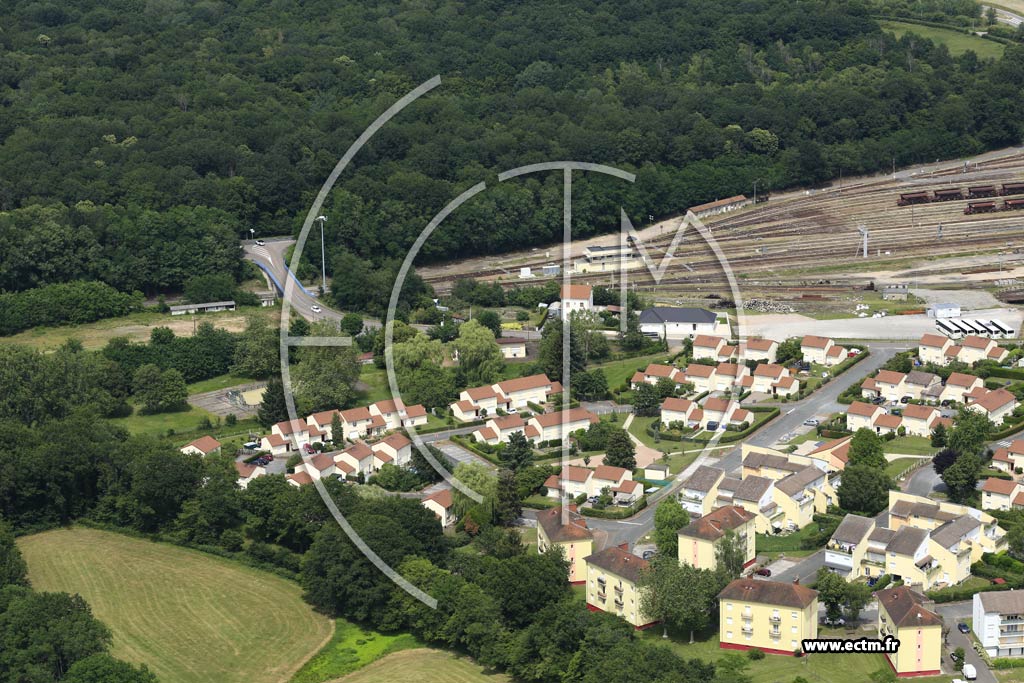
741, 624, 754, 634
826, 541, 855, 555
770, 613, 781, 623
864, 552, 886, 567
770, 628, 782, 639
597, 577, 606, 587
613, 598, 624, 609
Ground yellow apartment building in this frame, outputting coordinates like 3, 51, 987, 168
536, 506, 594, 584
876, 585, 943, 677
583, 545, 655, 629
677, 505, 756, 571
718, 578, 818, 655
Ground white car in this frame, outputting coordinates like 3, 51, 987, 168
311, 305, 322, 313
255, 239, 265, 246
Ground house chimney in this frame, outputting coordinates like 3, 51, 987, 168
793, 577, 800, 585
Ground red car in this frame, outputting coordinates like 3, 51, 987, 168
754, 568, 771, 577
303, 444, 315, 454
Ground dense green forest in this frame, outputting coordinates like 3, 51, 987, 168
1, 0, 1023, 302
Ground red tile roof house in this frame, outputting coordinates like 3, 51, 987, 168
421, 489, 455, 527
750, 363, 797, 396
544, 465, 594, 500
682, 362, 717, 393
450, 373, 558, 422
940, 372, 984, 404
369, 398, 428, 431
965, 387, 1018, 424
700, 397, 751, 431
739, 338, 778, 364
918, 333, 954, 365
692, 335, 729, 360
660, 397, 701, 430
180, 435, 222, 457
800, 335, 846, 367
958, 335, 1008, 364
260, 433, 291, 457
335, 441, 376, 477
991, 439, 1024, 476
337, 406, 387, 440
900, 404, 942, 438
630, 363, 683, 389
473, 414, 529, 445
526, 408, 599, 443
713, 362, 751, 392
845, 401, 884, 432
306, 409, 343, 442
370, 432, 413, 469
234, 460, 266, 489
271, 418, 325, 449
560, 284, 593, 319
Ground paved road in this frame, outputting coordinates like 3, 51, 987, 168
243, 238, 382, 329
940, 606, 995, 683
984, 4, 1024, 26
905, 462, 946, 498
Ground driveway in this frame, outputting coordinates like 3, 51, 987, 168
904, 462, 946, 498
770, 549, 826, 585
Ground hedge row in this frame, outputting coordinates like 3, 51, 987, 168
450, 435, 502, 465
720, 407, 781, 443
581, 496, 648, 519
987, 367, 1024, 382
927, 582, 1011, 603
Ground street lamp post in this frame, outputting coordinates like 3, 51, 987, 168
315, 215, 327, 295
249, 228, 255, 241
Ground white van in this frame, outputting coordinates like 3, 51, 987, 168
962, 663, 977, 680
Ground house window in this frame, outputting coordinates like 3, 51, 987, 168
791, 612, 798, 619
726, 617, 733, 625
726, 603, 732, 611
792, 626, 798, 634
726, 631, 733, 639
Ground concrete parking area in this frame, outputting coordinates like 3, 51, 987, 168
187, 382, 266, 419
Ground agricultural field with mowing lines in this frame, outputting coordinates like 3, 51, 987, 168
18, 527, 332, 683
330, 649, 509, 683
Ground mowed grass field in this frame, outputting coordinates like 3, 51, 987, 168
331, 649, 510, 683
878, 20, 1005, 59
18, 527, 332, 683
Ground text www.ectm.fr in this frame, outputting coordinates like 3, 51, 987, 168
801, 636, 900, 654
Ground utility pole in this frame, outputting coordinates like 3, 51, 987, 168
753, 179, 758, 204
315, 215, 327, 295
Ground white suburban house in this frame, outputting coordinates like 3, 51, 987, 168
749, 363, 798, 396
941, 372, 985, 403
801, 335, 847, 366
370, 432, 412, 468
712, 362, 751, 392
526, 408, 599, 443
700, 397, 751, 430
980, 477, 1023, 512
421, 489, 455, 527
260, 433, 291, 456
543, 464, 635, 500
180, 435, 221, 457
692, 335, 736, 362
739, 338, 778, 363
473, 414, 530, 445
965, 387, 1018, 424
496, 337, 528, 359
682, 363, 717, 393
660, 397, 701, 429
918, 333, 955, 365
630, 363, 684, 389
234, 461, 266, 489
677, 465, 726, 517
560, 284, 593, 319
958, 335, 1008, 364
450, 373, 560, 421
272, 419, 325, 450
638, 306, 726, 340
845, 401, 884, 432
992, 440, 1024, 476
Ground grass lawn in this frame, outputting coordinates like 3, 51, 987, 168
593, 352, 672, 390
885, 457, 922, 478
18, 527, 332, 683
187, 372, 260, 395
882, 435, 935, 456
333, 649, 510, 683
0, 305, 278, 351
638, 627, 949, 683
108, 402, 221, 438
356, 365, 393, 404
756, 525, 823, 553
878, 20, 1005, 59
291, 619, 421, 683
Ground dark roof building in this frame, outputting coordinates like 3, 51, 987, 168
678, 505, 755, 541
718, 578, 818, 609
876, 585, 942, 628
583, 546, 649, 583
639, 307, 717, 325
